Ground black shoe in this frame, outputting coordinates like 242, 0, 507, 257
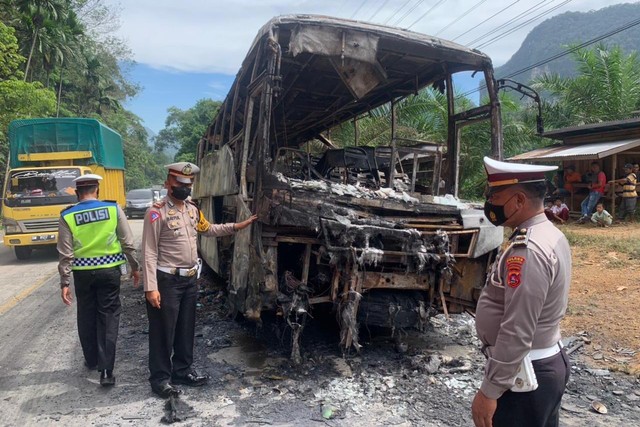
151, 382, 181, 398
99, 369, 115, 386
84, 360, 97, 370
170, 371, 209, 387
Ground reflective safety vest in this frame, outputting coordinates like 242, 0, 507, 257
61, 200, 125, 270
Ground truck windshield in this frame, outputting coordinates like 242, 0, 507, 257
4, 168, 80, 207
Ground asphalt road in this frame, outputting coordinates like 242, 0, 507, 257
0, 219, 153, 426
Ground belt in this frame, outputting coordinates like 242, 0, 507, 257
157, 265, 198, 277
529, 341, 563, 361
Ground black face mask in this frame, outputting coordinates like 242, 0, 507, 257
171, 186, 191, 201
484, 194, 517, 227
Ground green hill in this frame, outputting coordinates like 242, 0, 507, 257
495, 2, 640, 84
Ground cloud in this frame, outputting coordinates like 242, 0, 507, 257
106, 0, 615, 74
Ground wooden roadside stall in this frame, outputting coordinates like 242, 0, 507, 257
508, 118, 640, 218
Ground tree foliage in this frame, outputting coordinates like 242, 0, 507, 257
532, 44, 640, 125
0, 21, 24, 79
1, 0, 163, 190
154, 99, 221, 163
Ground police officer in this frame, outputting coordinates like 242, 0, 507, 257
58, 174, 140, 386
472, 157, 572, 427
141, 162, 258, 398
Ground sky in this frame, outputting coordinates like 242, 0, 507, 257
105, 0, 619, 135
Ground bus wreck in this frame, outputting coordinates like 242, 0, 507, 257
194, 15, 503, 361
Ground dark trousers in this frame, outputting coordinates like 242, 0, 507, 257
493, 348, 571, 427
73, 266, 122, 371
147, 271, 198, 387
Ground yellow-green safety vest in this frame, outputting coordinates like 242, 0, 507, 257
61, 200, 125, 270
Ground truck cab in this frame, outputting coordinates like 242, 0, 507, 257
2, 118, 126, 260
3, 165, 95, 259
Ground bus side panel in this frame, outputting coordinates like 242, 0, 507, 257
193, 146, 239, 198
198, 196, 221, 273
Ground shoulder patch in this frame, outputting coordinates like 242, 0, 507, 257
153, 200, 166, 208
149, 210, 161, 224
506, 256, 525, 288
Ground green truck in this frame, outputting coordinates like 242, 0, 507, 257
2, 118, 126, 260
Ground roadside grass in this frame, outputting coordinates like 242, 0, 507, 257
564, 230, 640, 260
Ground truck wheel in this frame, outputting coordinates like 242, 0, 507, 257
15, 246, 32, 260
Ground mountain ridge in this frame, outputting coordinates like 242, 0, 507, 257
494, 3, 640, 84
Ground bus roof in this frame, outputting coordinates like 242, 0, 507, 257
212, 14, 493, 147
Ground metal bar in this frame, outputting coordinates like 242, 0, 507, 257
354, 117, 359, 146
411, 153, 418, 192
387, 100, 397, 187
484, 67, 503, 160
439, 279, 449, 319
445, 71, 457, 196
331, 268, 340, 302
302, 243, 312, 284
611, 154, 617, 218
239, 97, 255, 199
228, 84, 241, 138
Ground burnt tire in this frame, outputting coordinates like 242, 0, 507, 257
14, 246, 32, 260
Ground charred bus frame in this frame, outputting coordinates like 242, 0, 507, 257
194, 15, 504, 361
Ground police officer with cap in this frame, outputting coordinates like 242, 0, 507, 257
141, 162, 257, 398
472, 157, 572, 427
58, 173, 141, 386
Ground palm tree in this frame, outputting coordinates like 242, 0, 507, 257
532, 44, 640, 124
17, 0, 69, 80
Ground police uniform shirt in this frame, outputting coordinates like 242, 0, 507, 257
475, 213, 572, 399
141, 197, 236, 292
58, 200, 140, 286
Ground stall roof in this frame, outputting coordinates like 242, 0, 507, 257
508, 138, 640, 162
542, 118, 640, 140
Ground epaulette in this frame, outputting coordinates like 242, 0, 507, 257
512, 228, 531, 247
153, 200, 166, 208
104, 199, 117, 203
60, 204, 76, 213
187, 199, 202, 215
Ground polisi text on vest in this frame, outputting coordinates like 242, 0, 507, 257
74, 208, 110, 226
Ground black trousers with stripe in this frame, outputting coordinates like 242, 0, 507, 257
146, 271, 198, 387
493, 348, 571, 427
73, 266, 122, 371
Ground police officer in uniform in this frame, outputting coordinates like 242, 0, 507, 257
141, 162, 258, 398
472, 157, 572, 427
58, 174, 140, 386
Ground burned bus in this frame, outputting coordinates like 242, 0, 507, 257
194, 15, 503, 360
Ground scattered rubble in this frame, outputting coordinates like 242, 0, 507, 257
108, 279, 640, 425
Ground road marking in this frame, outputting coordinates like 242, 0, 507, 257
0, 271, 57, 316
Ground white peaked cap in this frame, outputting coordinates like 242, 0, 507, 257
73, 173, 103, 187
484, 156, 557, 188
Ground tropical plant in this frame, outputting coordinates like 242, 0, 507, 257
15, 0, 69, 79
532, 44, 640, 124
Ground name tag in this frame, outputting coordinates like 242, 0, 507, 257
74, 208, 110, 225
